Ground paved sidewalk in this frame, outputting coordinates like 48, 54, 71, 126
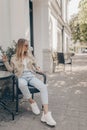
0, 54, 87, 130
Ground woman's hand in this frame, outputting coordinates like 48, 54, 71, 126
36, 66, 43, 73
32, 63, 43, 73
2, 55, 8, 62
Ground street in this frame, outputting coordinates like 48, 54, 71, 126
0, 54, 87, 130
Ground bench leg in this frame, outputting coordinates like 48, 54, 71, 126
32, 93, 34, 99
15, 79, 19, 114
0, 101, 14, 120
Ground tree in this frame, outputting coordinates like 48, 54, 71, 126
69, 0, 87, 43
78, 0, 87, 24
69, 15, 81, 43
78, 0, 87, 43
80, 24, 87, 42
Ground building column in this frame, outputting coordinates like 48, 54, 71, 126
43, 49, 53, 72
33, 0, 51, 71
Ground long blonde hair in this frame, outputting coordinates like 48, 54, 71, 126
16, 38, 28, 60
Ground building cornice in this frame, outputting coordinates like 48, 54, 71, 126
49, 0, 71, 33
50, 0, 61, 16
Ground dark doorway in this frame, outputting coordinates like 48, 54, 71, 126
29, 0, 34, 54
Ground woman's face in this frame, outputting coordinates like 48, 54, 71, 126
23, 41, 29, 52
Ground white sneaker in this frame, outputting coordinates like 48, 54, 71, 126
41, 111, 56, 126
30, 102, 40, 115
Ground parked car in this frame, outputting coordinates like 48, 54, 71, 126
82, 49, 87, 53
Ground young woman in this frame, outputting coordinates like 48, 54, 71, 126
2, 38, 56, 126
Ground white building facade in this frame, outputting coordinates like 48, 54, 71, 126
0, 0, 70, 72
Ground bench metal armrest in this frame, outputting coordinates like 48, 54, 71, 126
35, 71, 46, 84
69, 57, 72, 64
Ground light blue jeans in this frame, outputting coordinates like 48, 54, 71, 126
18, 71, 48, 104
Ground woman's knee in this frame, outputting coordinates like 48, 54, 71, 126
40, 84, 48, 93
18, 78, 27, 87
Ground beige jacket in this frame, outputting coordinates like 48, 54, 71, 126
4, 53, 37, 77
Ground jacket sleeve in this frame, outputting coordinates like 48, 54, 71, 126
28, 51, 38, 71
28, 51, 36, 63
4, 57, 14, 72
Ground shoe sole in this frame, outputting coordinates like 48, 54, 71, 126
46, 122, 56, 127
32, 112, 40, 115
41, 120, 56, 127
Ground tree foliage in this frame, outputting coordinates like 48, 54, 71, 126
69, 0, 87, 43
78, 0, 87, 24
69, 15, 81, 43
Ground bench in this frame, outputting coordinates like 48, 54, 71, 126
52, 52, 58, 72
52, 52, 73, 72
0, 60, 47, 117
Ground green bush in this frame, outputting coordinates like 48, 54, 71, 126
6, 41, 17, 61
